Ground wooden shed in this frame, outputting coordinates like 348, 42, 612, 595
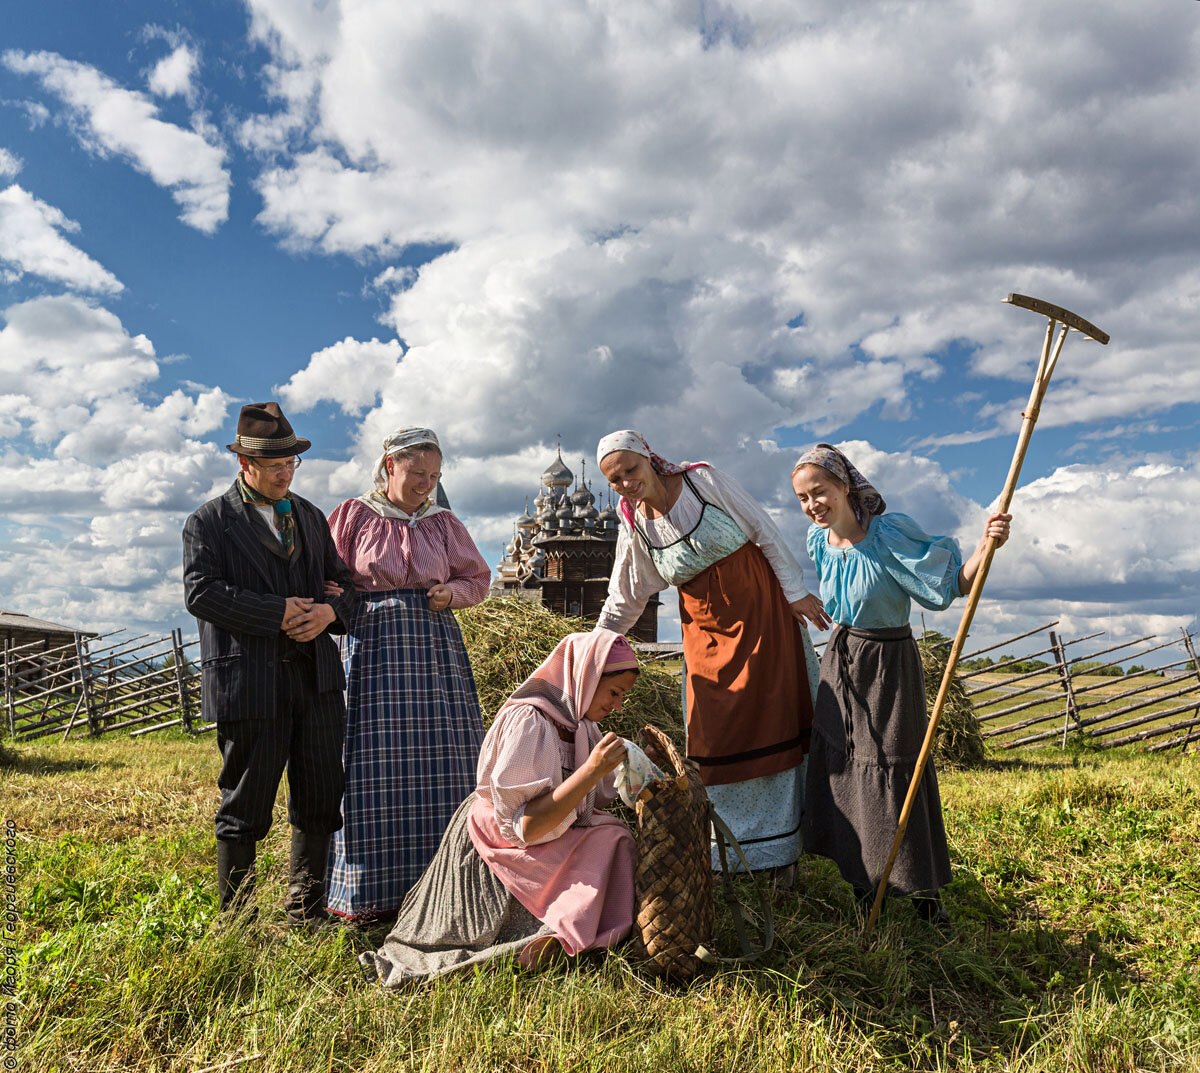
1, 609, 97, 690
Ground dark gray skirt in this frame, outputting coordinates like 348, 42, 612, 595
802, 624, 952, 896
360, 794, 552, 985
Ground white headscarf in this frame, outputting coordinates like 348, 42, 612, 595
361, 427, 448, 526
371, 427, 441, 490
595, 429, 686, 475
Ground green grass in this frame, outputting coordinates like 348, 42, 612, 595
5, 733, 1200, 1072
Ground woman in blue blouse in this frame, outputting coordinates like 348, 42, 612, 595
791, 444, 1010, 924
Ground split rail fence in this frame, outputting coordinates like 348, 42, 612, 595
935, 622, 1200, 754
2, 628, 206, 741
5, 619, 1199, 753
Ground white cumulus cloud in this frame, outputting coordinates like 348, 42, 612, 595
147, 43, 199, 102
3, 49, 230, 232
0, 148, 22, 178
0, 184, 123, 293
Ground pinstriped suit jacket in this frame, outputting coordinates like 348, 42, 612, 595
183, 483, 357, 723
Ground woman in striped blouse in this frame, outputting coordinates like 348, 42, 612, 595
324, 427, 491, 919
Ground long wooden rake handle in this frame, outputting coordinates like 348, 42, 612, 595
863, 297, 1108, 936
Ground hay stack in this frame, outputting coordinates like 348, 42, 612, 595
917, 637, 986, 768
456, 597, 685, 746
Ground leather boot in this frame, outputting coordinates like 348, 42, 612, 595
912, 894, 952, 929
285, 828, 331, 929
217, 839, 256, 915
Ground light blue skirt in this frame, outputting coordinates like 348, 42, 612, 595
684, 625, 821, 871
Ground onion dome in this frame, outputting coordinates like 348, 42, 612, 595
541, 449, 573, 489
517, 497, 537, 534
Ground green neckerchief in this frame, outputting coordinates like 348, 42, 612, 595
238, 474, 296, 557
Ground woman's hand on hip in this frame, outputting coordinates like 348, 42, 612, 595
427, 583, 453, 611
790, 593, 831, 631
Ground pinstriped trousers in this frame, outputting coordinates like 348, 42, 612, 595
214, 659, 346, 844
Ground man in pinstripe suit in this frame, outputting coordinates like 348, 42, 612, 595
183, 402, 357, 926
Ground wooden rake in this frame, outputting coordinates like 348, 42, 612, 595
863, 293, 1110, 937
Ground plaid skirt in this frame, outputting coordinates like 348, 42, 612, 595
326, 589, 485, 917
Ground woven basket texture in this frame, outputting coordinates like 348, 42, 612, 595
631, 724, 714, 979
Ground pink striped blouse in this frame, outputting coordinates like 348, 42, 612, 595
328, 498, 491, 607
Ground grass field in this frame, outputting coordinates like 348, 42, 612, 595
6, 728, 1200, 1073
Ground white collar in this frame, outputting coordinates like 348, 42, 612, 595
357, 490, 450, 527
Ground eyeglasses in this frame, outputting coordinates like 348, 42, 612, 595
252, 458, 302, 474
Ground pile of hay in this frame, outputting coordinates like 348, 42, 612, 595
917, 637, 986, 768
456, 597, 685, 747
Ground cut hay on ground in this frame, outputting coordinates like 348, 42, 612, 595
918, 637, 986, 768
456, 597, 685, 746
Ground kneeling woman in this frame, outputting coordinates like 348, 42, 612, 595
361, 631, 639, 984
791, 444, 1009, 922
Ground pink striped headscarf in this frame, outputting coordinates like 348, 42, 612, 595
595, 429, 709, 527
495, 630, 634, 823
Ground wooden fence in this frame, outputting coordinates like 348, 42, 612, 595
2, 628, 204, 741
944, 622, 1200, 753
6, 617, 1199, 753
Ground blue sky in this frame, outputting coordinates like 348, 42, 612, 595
2, 0, 1199, 657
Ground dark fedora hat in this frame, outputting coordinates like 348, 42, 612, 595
226, 402, 312, 457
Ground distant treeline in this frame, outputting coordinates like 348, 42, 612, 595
958, 655, 1160, 677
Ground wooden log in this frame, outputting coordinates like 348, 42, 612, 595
1004, 694, 1200, 748
1071, 655, 1194, 698
171, 628, 194, 732
4, 635, 13, 738
130, 718, 182, 737
970, 671, 1063, 708
1179, 629, 1200, 755
1074, 664, 1196, 712
60, 694, 87, 741
21, 718, 86, 742
16, 706, 79, 737
1062, 633, 1183, 681
92, 669, 180, 705
10, 661, 95, 705
1051, 631, 1080, 748
975, 687, 1063, 723
96, 710, 181, 734
1147, 728, 1200, 753
932, 620, 1059, 662
1087, 696, 1200, 741
987, 672, 1200, 738
969, 631, 1147, 704
961, 630, 1097, 687
92, 686, 179, 725
84, 634, 173, 666
999, 680, 1200, 743
956, 620, 1059, 665
1105, 714, 1200, 749
74, 633, 99, 736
